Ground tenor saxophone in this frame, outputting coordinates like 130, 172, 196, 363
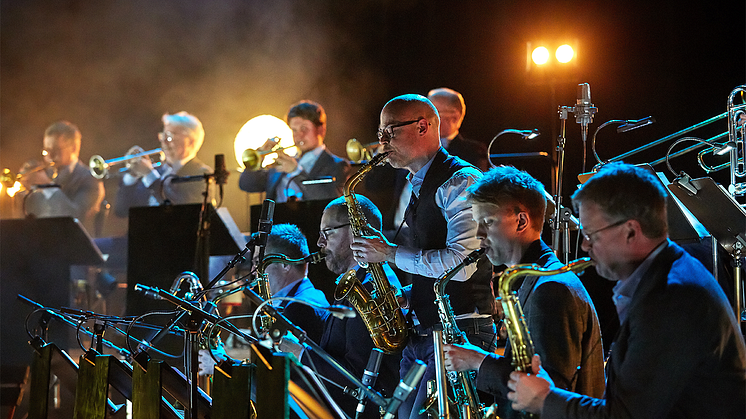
497, 257, 594, 418
423, 248, 497, 419
334, 151, 409, 354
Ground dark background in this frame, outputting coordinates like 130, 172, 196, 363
2, 0, 744, 234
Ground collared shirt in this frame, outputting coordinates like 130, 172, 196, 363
394, 151, 483, 282
122, 157, 188, 205
273, 278, 304, 301
612, 239, 669, 324
276, 145, 325, 203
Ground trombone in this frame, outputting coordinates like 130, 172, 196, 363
89, 147, 164, 179
346, 138, 380, 163
242, 138, 298, 171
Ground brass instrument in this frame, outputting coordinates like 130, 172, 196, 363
242, 138, 298, 171
346, 138, 380, 163
497, 257, 594, 418
333, 151, 409, 354
254, 252, 326, 332
423, 248, 497, 419
1, 162, 57, 197
89, 147, 164, 179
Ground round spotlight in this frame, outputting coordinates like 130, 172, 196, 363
234, 115, 295, 170
532, 47, 550, 65
555, 44, 574, 63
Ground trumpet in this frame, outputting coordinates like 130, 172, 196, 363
1, 162, 56, 197
242, 138, 298, 171
89, 147, 164, 179
346, 138, 380, 163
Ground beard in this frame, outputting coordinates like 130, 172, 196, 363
324, 250, 351, 276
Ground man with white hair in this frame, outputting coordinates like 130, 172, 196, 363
114, 111, 212, 216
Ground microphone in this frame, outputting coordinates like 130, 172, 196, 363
357, 348, 385, 416
574, 82, 597, 127
213, 154, 229, 185
617, 116, 655, 133
255, 199, 275, 248
134, 283, 162, 300
383, 360, 427, 419
326, 305, 357, 319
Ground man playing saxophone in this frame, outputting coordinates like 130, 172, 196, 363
507, 162, 746, 419
443, 165, 605, 419
314, 195, 403, 419
351, 94, 496, 419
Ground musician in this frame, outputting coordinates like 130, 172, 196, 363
427, 87, 489, 172
312, 195, 402, 418
22, 121, 105, 230
259, 223, 330, 343
113, 111, 212, 218
238, 100, 350, 202
507, 162, 746, 418
442, 165, 605, 419
351, 94, 496, 419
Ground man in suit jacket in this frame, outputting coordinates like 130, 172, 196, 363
507, 162, 746, 419
22, 120, 105, 232
238, 100, 350, 202
114, 111, 212, 217
442, 165, 605, 419
312, 194, 403, 419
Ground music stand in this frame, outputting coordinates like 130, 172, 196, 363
667, 175, 746, 323
0, 217, 103, 368
126, 204, 244, 315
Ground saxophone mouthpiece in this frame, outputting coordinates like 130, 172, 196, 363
304, 251, 326, 264
465, 248, 486, 265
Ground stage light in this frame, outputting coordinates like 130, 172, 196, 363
555, 44, 574, 63
532, 47, 550, 65
234, 115, 295, 171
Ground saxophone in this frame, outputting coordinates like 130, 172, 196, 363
423, 248, 497, 419
333, 151, 409, 354
497, 257, 594, 418
254, 251, 326, 332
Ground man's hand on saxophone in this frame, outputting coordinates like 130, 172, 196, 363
506, 354, 554, 414
442, 342, 489, 372
350, 226, 398, 265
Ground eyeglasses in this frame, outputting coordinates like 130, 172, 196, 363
580, 219, 628, 242
377, 118, 424, 141
319, 223, 350, 240
158, 131, 175, 143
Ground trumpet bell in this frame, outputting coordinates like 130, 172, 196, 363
89, 155, 107, 179
242, 148, 263, 171
346, 138, 379, 163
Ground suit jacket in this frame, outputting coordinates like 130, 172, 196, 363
280, 277, 330, 344
306, 263, 403, 419
24, 160, 105, 229
238, 148, 350, 202
447, 133, 489, 172
543, 240, 746, 419
477, 240, 606, 418
113, 157, 212, 218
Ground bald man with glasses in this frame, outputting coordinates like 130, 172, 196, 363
351, 94, 496, 419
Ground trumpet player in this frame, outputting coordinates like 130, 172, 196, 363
238, 100, 350, 202
507, 162, 746, 419
113, 111, 212, 218
442, 165, 605, 419
23, 121, 105, 229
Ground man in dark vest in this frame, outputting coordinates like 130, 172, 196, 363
351, 94, 497, 419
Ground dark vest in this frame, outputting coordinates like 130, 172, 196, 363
405, 148, 494, 329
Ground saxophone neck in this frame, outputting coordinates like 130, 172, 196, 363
435, 248, 486, 296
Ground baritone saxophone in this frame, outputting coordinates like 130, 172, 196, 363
334, 151, 409, 354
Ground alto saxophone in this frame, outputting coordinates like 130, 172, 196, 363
254, 252, 326, 332
423, 248, 497, 419
334, 151, 409, 354
497, 257, 594, 418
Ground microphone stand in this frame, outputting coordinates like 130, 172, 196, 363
243, 288, 388, 409
552, 106, 572, 264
